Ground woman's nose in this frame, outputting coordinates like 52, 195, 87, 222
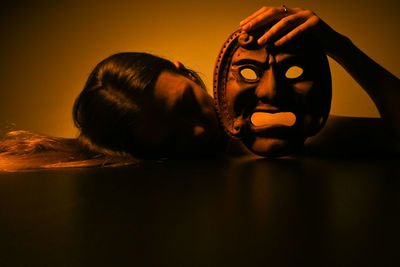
193, 125, 206, 137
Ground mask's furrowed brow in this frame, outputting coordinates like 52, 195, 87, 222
232, 59, 265, 68
274, 54, 298, 64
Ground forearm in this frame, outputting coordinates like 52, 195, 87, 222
325, 31, 400, 137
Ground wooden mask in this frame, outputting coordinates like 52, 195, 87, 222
213, 29, 332, 157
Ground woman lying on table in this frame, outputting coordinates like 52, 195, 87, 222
0, 6, 398, 171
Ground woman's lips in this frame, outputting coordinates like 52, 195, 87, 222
250, 111, 297, 131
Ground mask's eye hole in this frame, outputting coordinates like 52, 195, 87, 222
285, 66, 303, 79
239, 67, 259, 81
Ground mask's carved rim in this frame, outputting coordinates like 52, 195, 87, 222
213, 29, 243, 139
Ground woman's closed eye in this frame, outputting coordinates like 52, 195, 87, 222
177, 86, 201, 114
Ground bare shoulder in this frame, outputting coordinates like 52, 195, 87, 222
304, 115, 399, 157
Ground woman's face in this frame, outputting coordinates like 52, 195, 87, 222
132, 70, 225, 158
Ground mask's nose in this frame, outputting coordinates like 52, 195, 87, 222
255, 67, 282, 105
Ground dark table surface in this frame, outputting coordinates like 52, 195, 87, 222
1, 155, 399, 267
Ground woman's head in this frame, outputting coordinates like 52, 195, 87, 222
73, 52, 225, 159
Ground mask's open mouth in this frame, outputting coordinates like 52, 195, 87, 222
250, 112, 296, 128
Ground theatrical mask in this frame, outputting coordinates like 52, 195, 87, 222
213, 28, 332, 157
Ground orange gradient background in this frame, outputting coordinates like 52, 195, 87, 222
1, 0, 399, 138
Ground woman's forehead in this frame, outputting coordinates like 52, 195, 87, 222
153, 71, 189, 108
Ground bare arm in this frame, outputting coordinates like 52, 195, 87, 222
324, 31, 400, 138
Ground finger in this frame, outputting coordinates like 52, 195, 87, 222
274, 16, 319, 46
257, 14, 307, 46
241, 6, 287, 32
240, 6, 269, 26
257, 10, 314, 45
241, 6, 286, 32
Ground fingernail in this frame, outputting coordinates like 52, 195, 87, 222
274, 40, 282, 46
258, 37, 267, 45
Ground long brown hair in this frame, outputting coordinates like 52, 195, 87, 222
0, 130, 137, 171
0, 52, 203, 171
